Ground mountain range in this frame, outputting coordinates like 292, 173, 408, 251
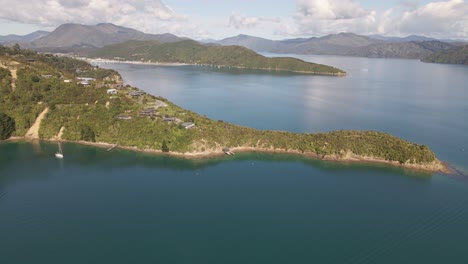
1, 23, 466, 61
0, 30, 49, 44
213, 33, 456, 59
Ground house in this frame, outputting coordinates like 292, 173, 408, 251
77, 77, 96, 82
117, 115, 132, 120
63, 79, 72, 83
140, 109, 157, 116
107, 89, 118, 94
163, 116, 176, 122
79, 80, 90, 86
129, 91, 145, 97
41, 74, 53, 78
181, 122, 195, 129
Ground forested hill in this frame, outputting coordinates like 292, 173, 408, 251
422, 45, 468, 65
88, 40, 346, 76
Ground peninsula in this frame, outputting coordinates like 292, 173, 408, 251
0, 45, 448, 173
87, 40, 346, 76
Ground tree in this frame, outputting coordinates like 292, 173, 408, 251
0, 112, 16, 140
12, 43, 21, 54
161, 140, 169, 152
80, 125, 96, 142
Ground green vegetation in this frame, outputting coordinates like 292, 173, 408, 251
0, 112, 16, 140
161, 140, 169, 152
422, 45, 468, 65
89, 40, 346, 76
0, 44, 439, 168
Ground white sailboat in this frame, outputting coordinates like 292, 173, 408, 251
55, 141, 64, 159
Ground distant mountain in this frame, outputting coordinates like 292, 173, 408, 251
22, 23, 185, 52
216, 33, 458, 59
422, 44, 468, 64
348, 41, 454, 59
88, 40, 346, 76
368, 35, 438, 43
0, 30, 49, 44
216, 33, 382, 55
217, 34, 279, 52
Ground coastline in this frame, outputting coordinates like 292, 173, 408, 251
5, 137, 452, 174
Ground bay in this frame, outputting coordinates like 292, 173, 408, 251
1, 55, 468, 263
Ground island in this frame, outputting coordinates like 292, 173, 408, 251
86, 40, 346, 76
0, 44, 449, 173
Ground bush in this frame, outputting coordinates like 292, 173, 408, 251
0, 112, 16, 140
161, 140, 169, 152
80, 125, 96, 142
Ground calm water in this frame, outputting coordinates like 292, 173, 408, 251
1, 55, 468, 263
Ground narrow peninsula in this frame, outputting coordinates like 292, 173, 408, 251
87, 40, 346, 76
0, 45, 448, 173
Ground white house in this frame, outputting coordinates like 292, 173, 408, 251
107, 89, 118, 94
182, 122, 195, 129
63, 79, 72, 83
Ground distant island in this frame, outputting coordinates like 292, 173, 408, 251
87, 40, 346, 76
0, 45, 449, 173
422, 45, 468, 65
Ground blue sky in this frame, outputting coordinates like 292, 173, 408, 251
0, 0, 467, 40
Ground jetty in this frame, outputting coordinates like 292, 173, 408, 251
223, 148, 235, 156
107, 144, 118, 152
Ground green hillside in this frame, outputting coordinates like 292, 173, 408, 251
422, 44, 468, 64
88, 40, 346, 76
0, 45, 443, 170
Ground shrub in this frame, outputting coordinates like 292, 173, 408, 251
0, 112, 16, 140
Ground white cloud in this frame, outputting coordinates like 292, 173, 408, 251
276, 0, 468, 39
228, 13, 281, 30
280, 0, 377, 36
394, 0, 468, 38
0, 0, 207, 37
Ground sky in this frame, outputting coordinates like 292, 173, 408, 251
0, 0, 467, 40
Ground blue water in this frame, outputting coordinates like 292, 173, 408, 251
1, 55, 468, 263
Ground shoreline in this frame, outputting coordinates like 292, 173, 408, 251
5, 137, 452, 174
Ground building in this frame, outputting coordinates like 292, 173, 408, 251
63, 79, 72, 83
129, 91, 145, 97
107, 89, 118, 94
41, 74, 53, 78
117, 115, 132, 120
181, 122, 195, 129
140, 109, 157, 116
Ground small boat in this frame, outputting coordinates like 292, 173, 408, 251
55, 142, 64, 159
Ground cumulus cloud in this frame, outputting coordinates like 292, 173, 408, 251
279, 0, 377, 36
277, 0, 468, 39
394, 0, 468, 38
229, 13, 281, 29
0, 0, 202, 36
